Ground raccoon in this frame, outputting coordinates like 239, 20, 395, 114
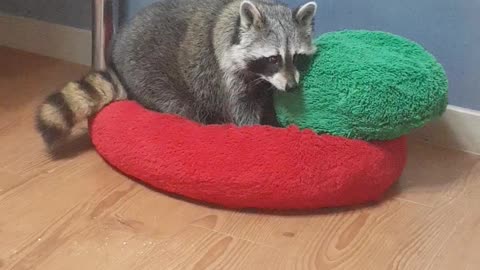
35, 0, 318, 149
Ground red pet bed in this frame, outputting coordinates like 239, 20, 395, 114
89, 101, 407, 210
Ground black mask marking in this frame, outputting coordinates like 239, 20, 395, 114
293, 53, 313, 73
247, 55, 282, 76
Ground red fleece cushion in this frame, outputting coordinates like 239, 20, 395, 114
89, 101, 407, 210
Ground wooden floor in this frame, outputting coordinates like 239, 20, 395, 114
0, 46, 479, 270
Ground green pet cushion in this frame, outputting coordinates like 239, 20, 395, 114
275, 30, 448, 140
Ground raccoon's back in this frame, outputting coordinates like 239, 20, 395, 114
111, 0, 237, 97
111, 0, 191, 91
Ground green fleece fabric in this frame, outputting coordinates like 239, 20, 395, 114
274, 30, 448, 141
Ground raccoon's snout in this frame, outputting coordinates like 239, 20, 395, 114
285, 79, 298, 92
286, 70, 301, 92
282, 72, 300, 92
266, 72, 299, 92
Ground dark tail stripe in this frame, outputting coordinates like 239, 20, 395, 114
97, 71, 118, 99
45, 92, 75, 128
98, 71, 112, 82
35, 116, 65, 147
78, 79, 103, 106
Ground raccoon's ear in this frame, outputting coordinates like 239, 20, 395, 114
294, 2, 317, 26
240, 1, 264, 29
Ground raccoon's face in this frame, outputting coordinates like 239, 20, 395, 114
234, 1, 317, 92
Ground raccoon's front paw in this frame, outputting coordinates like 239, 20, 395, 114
261, 111, 281, 127
234, 114, 262, 126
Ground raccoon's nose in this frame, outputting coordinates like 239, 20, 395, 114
285, 80, 298, 92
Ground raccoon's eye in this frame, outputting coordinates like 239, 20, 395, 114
267, 55, 280, 65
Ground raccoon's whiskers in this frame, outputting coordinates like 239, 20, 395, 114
266, 84, 276, 92
247, 77, 265, 88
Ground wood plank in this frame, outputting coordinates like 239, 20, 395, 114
0, 47, 479, 270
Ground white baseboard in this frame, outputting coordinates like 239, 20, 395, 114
412, 105, 480, 155
0, 15, 91, 66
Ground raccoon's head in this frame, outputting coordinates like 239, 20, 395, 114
231, 0, 317, 92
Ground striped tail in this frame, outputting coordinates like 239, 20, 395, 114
35, 69, 127, 149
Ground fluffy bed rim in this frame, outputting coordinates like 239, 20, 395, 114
89, 101, 407, 210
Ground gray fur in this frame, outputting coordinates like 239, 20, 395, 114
111, 0, 317, 126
